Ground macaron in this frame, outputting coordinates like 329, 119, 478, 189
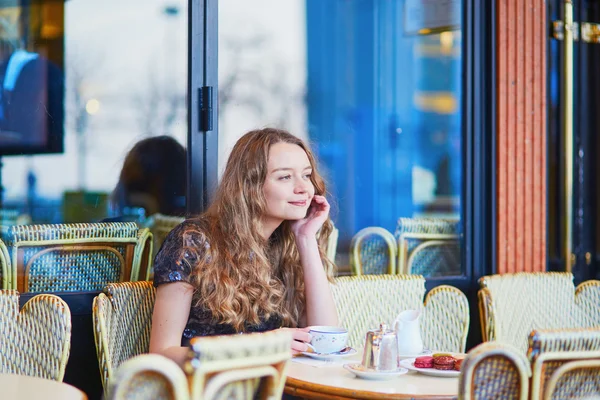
413, 356, 434, 368
433, 356, 456, 370
454, 358, 464, 371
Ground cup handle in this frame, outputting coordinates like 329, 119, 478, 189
305, 343, 317, 353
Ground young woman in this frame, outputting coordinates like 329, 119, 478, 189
149, 128, 339, 365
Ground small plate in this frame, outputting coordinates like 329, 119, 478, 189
398, 348, 433, 360
400, 358, 460, 378
301, 347, 357, 360
343, 363, 408, 380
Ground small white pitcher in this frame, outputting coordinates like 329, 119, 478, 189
394, 309, 424, 356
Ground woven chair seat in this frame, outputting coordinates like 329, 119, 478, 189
8, 222, 153, 292
0, 290, 71, 381
478, 272, 600, 353
185, 329, 293, 400
93, 281, 156, 397
459, 342, 530, 400
331, 274, 469, 352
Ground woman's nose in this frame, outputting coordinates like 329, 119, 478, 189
294, 179, 310, 193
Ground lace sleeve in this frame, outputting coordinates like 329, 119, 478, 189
152, 220, 208, 287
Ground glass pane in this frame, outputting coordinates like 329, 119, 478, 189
0, 0, 188, 292
218, 0, 464, 277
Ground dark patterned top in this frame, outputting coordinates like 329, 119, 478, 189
153, 220, 284, 346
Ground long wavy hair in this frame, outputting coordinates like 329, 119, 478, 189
184, 128, 335, 330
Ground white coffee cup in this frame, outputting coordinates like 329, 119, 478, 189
307, 326, 348, 354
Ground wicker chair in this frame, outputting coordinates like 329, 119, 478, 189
349, 227, 397, 275
93, 281, 156, 396
458, 342, 530, 400
8, 222, 153, 292
325, 223, 339, 264
395, 217, 461, 276
185, 329, 293, 400
107, 354, 190, 400
0, 290, 71, 381
478, 272, 600, 352
528, 327, 600, 400
144, 214, 185, 280
331, 275, 469, 352
0, 238, 9, 289
543, 359, 600, 400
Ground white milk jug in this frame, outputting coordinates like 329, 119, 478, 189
394, 309, 424, 355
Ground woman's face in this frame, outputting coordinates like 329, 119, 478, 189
262, 142, 315, 229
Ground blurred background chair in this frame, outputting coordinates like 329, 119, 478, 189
458, 341, 530, 400
0, 238, 9, 289
528, 327, 600, 400
478, 272, 600, 352
144, 213, 184, 280
8, 222, 153, 292
349, 227, 397, 275
185, 329, 292, 400
93, 281, 156, 397
0, 291, 71, 381
395, 217, 461, 277
330, 274, 469, 352
325, 222, 339, 264
107, 354, 190, 400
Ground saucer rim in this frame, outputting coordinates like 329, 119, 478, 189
343, 363, 409, 377
301, 347, 358, 359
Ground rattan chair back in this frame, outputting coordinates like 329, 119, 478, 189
93, 281, 156, 396
331, 275, 469, 352
395, 217, 461, 276
8, 222, 153, 292
0, 238, 9, 289
349, 227, 397, 275
459, 341, 530, 400
0, 291, 71, 381
107, 354, 190, 400
325, 223, 339, 264
528, 327, 600, 400
185, 329, 293, 400
478, 272, 600, 352
144, 214, 185, 280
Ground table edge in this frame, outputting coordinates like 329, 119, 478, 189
285, 376, 458, 400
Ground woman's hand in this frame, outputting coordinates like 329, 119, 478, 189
290, 195, 330, 239
281, 327, 312, 354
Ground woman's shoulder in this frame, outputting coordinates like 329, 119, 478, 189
166, 217, 212, 246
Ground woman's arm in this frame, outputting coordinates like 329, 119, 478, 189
292, 195, 339, 327
149, 282, 194, 366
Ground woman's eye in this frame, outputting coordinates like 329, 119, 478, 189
279, 175, 291, 180
304, 174, 312, 179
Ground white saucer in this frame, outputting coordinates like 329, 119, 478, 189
301, 347, 357, 360
400, 358, 460, 378
343, 363, 408, 380
398, 348, 433, 360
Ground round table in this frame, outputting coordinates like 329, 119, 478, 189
285, 355, 459, 400
0, 373, 87, 400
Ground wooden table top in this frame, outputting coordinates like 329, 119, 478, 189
0, 373, 87, 400
285, 354, 459, 400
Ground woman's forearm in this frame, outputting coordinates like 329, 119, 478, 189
151, 346, 191, 367
296, 235, 339, 327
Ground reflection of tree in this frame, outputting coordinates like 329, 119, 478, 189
66, 50, 102, 190
131, 61, 185, 137
219, 34, 304, 132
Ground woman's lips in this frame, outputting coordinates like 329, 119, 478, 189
289, 200, 307, 206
